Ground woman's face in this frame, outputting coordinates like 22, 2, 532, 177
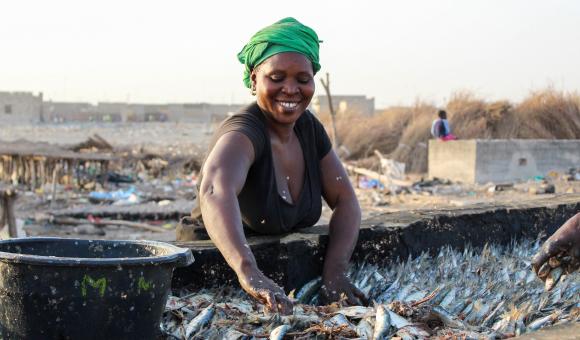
251, 52, 315, 125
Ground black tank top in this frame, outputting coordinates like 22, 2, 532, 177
195, 102, 332, 235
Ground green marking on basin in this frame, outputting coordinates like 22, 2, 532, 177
138, 277, 152, 293
81, 275, 107, 297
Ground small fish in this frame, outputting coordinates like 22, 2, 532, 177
537, 262, 551, 279
545, 267, 563, 291
323, 313, 353, 330
223, 328, 248, 340
396, 326, 430, 339
269, 324, 291, 340
432, 306, 470, 330
482, 300, 505, 327
295, 277, 322, 304
526, 311, 560, 332
372, 305, 391, 340
439, 287, 457, 309
334, 305, 373, 319
246, 313, 319, 327
355, 319, 374, 339
386, 309, 410, 329
184, 304, 215, 339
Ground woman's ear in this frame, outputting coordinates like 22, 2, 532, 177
250, 69, 258, 88
250, 68, 258, 95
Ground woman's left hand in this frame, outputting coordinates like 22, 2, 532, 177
320, 272, 368, 306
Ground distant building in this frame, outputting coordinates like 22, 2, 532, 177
0, 91, 43, 124
311, 95, 375, 116
44, 101, 93, 123
42, 100, 247, 123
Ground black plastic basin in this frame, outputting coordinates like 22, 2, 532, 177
0, 237, 193, 340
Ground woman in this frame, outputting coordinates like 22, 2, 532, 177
197, 17, 365, 314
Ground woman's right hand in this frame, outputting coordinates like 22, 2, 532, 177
532, 213, 580, 279
237, 266, 293, 315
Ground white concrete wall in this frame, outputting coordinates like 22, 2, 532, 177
429, 139, 580, 184
475, 140, 580, 183
428, 140, 477, 183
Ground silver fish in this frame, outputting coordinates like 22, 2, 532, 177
439, 287, 457, 309
396, 326, 430, 339
269, 324, 291, 340
295, 277, 322, 304
184, 303, 215, 339
246, 313, 319, 327
334, 305, 373, 319
372, 305, 391, 340
545, 267, 563, 291
386, 309, 410, 329
323, 313, 353, 329
526, 311, 560, 332
432, 306, 470, 330
537, 262, 551, 279
355, 318, 374, 339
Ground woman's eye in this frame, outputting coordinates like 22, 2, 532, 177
270, 75, 283, 82
297, 77, 311, 84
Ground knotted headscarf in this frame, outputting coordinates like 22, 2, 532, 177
237, 17, 322, 88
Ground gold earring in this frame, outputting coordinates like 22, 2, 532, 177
251, 84, 256, 96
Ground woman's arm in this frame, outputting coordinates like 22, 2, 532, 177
199, 131, 292, 314
319, 149, 367, 305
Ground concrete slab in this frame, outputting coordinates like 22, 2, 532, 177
429, 139, 580, 183
171, 194, 580, 291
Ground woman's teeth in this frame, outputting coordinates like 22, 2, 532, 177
279, 102, 298, 109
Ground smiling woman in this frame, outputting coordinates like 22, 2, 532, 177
191, 17, 366, 314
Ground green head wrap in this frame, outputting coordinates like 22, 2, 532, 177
237, 17, 321, 88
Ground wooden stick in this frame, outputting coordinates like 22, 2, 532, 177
343, 163, 411, 187
52, 216, 167, 233
0, 189, 18, 238
50, 163, 61, 209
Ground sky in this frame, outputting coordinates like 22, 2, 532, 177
1, 0, 579, 108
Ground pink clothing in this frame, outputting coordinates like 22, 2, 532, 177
440, 134, 457, 141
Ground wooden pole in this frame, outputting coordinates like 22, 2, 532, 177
0, 189, 18, 238
50, 163, 61, 209
319, 73, 340, 149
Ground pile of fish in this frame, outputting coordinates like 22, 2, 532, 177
161, 239, 579, 339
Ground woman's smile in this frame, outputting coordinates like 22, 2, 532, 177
277, 100, 300, 112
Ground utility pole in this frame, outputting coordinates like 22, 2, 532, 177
319, 73, 339, 148
39, 92, 45, 123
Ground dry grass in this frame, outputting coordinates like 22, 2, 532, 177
321, 88, 580, 173
513, 88, 580, 139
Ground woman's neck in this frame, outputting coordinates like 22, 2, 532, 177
266, 119, 294, 144
256, 102, 296, 144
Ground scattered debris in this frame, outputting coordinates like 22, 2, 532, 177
50, 216, 167, 233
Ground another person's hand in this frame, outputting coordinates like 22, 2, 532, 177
237, 267, 293, 315
532, 213, 580, 279
320, 272, 368, 306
